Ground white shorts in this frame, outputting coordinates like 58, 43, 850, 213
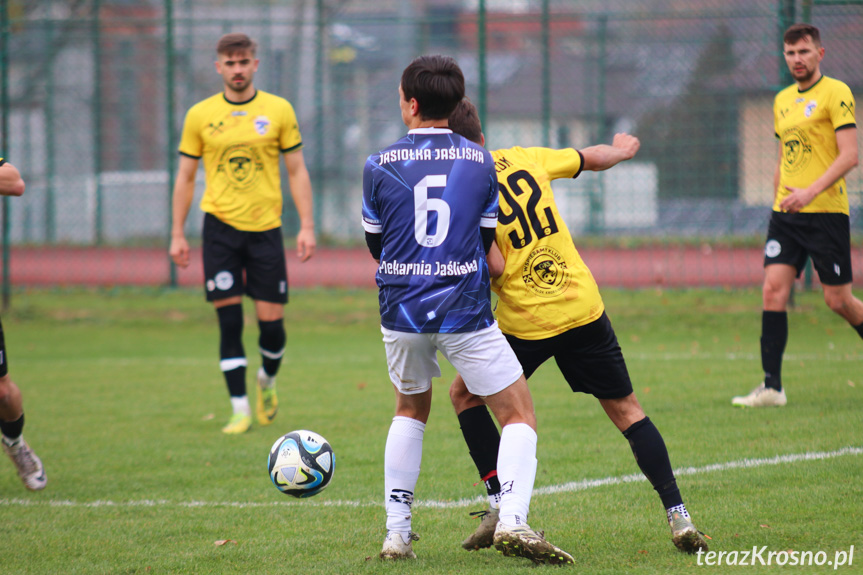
381, 323, 524, 396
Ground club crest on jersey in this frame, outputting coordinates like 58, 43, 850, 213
218, 143, 263, 189
804, 100, 817, 118
521, 245, 570, 298
254, 116, 271, 135
781, 127, 812, 175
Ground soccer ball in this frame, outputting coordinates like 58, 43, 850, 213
268, 430, 335, 498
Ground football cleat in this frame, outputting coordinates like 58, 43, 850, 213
732, 383, 787, 407
221, 412, 252, 434
493, 522, 574, 565
2, 438, 47, 491
380, 531, 419, 560
462, 507, 500, 550
255, 368, 279, 426
669, 511, 709, 554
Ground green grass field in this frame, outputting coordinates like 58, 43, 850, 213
0, 287, 861, 574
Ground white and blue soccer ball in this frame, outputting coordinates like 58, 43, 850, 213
268, 430, 335, 498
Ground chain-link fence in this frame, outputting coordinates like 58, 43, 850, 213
1, 0, 862, 292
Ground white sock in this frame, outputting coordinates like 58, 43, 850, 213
488, 491, 502, 510
667, 503, 690, 522
1, 434, 22, 448
230, 396, 251, 416
384, 416, 425, 535
497, 423, 537, 527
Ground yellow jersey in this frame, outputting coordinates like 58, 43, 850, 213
178, 90, 303, 231
773, 76, 856, 214
490, 146, 604, 340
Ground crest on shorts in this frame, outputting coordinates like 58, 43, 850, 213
254, 116, 271, 135
765, 239, 781, 258
214, 271, 234, 291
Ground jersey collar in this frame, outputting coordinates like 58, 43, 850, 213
408, 127, 453, 135
797, 74, 824, 93
222, 90, 258, 106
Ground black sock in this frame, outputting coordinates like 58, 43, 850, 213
217, 304, 246, 397
457, 405, 502, 496
0, 413, 24, 441
854, 321, 863, 340
761, 310, 788, 391
258, 319, 286, 377
622, 417, 683, 509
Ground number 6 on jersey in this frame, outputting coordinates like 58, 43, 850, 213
414, 175, 450, 247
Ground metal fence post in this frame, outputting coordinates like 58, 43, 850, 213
165, 0, 177, 287
93, 0, 104, 245
1, 0, 9, 309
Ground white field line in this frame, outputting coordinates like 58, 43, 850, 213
31, 351, 863, 368
2, 446, 860, 510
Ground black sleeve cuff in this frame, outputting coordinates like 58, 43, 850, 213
481, 226, 496, 253
365, 231, 382, 260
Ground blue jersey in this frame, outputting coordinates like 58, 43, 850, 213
362, 128, 499, 333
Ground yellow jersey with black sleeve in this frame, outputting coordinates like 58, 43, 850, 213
773, 75, 856, 214
178, 90, 303, 232
490, 146, 605, 340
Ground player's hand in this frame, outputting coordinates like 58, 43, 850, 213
612, 133, 640, 160
169, 236, 190, 268
296, 228, 316, 262
779, 186, 817, 213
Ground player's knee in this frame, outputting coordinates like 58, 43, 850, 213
449, 379, 482, 413
0, 377, 14, 408
762, 283, 790, 309
823, 291, 850, 316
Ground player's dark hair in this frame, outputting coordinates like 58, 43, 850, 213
783, 23, 820, 46
217, 33, 257, 56
448, 98, 483, 145
401, 55, 465, 121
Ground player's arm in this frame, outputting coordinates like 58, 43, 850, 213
780, 127, 858, 213
169, 154, 199, 269
0, 161, 25, 197
580, 133, 640, 172
773, 146, 782, 203
486, 240, 505, 278
283, 149, 316, 262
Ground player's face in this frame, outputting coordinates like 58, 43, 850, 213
216, 50, 259, 94
783, 36, 823, 85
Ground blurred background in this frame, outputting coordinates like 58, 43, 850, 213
0, 0, 861, 294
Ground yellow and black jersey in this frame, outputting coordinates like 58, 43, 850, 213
490, 146, 604, 340
178, 90, 303, 232
0, 157, 6, 166
773, 75, 856, 214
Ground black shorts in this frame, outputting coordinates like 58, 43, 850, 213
202, 213, 289, 303
764, 211, 852, 285
504, 312, 633, 400
0, 317, 7, 378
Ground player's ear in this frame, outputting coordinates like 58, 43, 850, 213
480, 134, 486, 147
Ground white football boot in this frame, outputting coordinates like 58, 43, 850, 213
380, 531, 419, 560
2, 437, 47, 491
732, 382, 787, 407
